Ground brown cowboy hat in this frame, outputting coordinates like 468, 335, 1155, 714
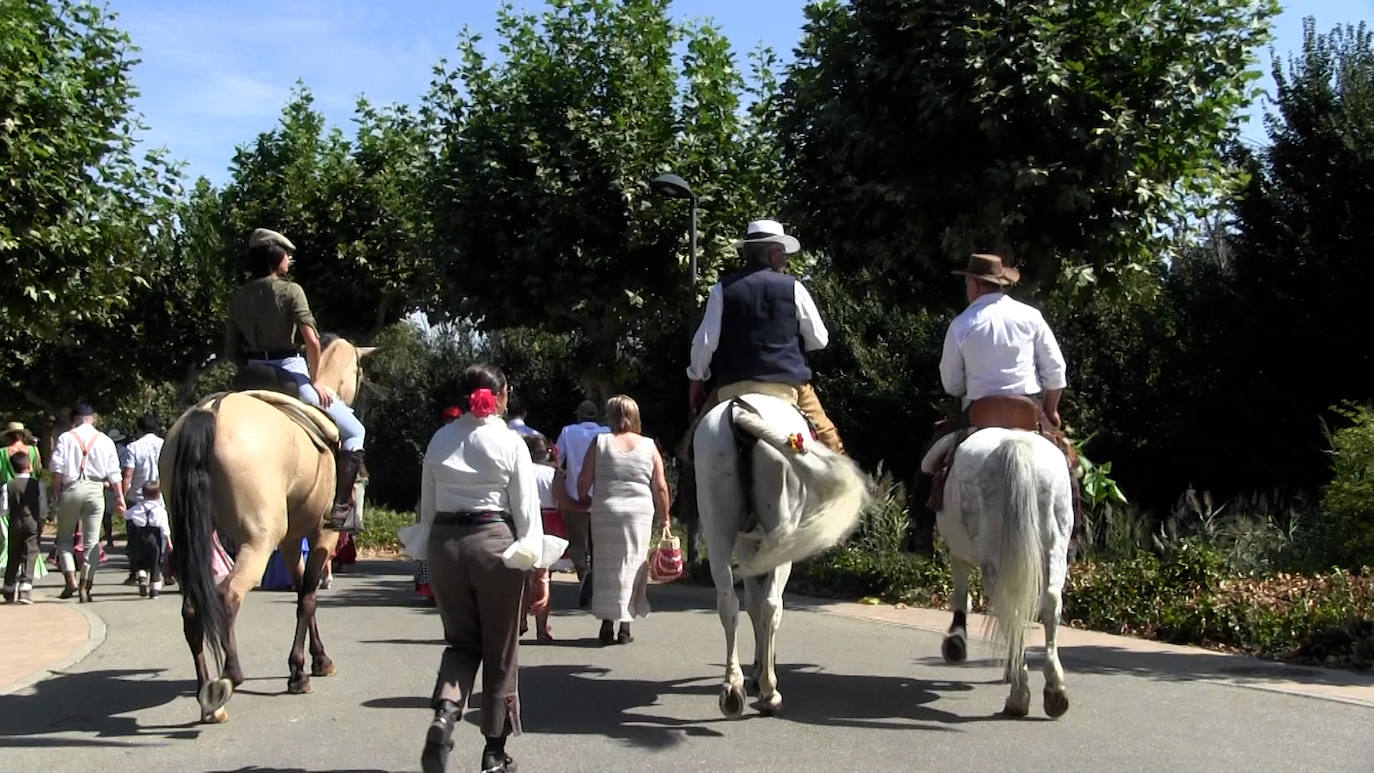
953, 253, 1021, 286
3, 421, 34, 444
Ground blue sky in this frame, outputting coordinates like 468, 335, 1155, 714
109, 0, 1372, 186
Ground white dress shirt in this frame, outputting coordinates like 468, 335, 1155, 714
555, 421, 610, 499
940, 293, 1068, 405
124, 433, 165, 503
50, 423, 122, 484
124, 497, 170, 539
507, 418, 540, 438
533, 464, 556, 509
419, 414, 543, 543
686, 279, 829, 381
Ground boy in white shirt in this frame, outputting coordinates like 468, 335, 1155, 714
123, 481, 170, 598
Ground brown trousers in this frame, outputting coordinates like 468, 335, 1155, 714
559, 510, 591, 578
684, 381, 845, 458
427, 521, 526, 737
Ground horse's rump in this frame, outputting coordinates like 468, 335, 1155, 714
695, 393, 870, 576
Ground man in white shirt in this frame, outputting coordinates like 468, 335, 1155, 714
939, 253, 1067, 425
51, 404, 126, 601
505, 396, 540, 438
686, 219, 843, 452
554, 400, 609, 596
914, 254, 1070, 552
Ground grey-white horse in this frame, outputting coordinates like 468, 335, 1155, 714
924, 427, 1074, 717
694, 393, 870, 717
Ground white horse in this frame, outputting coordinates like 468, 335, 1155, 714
694, 393, 870, 717
925, 427, 1074, 718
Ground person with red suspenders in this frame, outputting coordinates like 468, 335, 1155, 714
50, 404, 125, 602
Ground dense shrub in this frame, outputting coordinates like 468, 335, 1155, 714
1320, 404, 1374, 568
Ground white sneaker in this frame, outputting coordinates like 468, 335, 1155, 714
18, 583, 33, 605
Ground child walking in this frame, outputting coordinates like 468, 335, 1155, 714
3, 451, 48, 604
122, 481, 170, 598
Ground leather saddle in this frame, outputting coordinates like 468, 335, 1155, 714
199, 389, 339, 453
926, 395, 1077, 511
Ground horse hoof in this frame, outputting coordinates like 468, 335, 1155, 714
1043, 686, 1070, 718
941, 632, 967, 664
718, 685, 747, 719
198, 678, 234, 716
756, 692, 783, 716
287, 678, 312, 695
201, 707, 230, 724
311, 659, 336, 677
1002, 688, 1032, 718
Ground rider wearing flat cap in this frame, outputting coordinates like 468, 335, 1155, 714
224, 228, 366, 530
687, 219, 843, 452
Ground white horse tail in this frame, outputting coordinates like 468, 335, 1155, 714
987, 433, 1045, 677
730, 407, 870, 576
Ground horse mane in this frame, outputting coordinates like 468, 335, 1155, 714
319, 332, 340, 352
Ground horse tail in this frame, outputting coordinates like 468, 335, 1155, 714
987, 433, 1046, 678
171, 407, 227, 667
730, 407, 870, 576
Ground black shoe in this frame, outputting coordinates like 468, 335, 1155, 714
616, 625, 633, 645
578, 574, 593, 609
481, 751, 517, 773
58, 586, 77, 600
599, 620, 615, 645
149, 589, 160, 599
420, 700, 459, 773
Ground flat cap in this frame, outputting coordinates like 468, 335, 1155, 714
248, 228, 296, 251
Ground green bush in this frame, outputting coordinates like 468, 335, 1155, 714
1320, 404, 1374, 568
353, 506, 414, 555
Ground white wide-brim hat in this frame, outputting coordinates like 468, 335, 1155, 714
732, 219, 801, 254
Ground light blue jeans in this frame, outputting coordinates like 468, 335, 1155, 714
253, 355, 366, 451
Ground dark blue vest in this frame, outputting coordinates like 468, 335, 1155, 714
710, 264, 813, 386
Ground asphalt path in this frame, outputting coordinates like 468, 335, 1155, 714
2, 558, 1370, 772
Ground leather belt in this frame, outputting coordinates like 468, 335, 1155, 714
244, 348, 300, 360
434, 510, 513, 528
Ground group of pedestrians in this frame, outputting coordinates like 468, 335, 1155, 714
1, 410, 167, 605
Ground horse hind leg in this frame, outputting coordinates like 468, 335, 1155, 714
708, 545, 746, 719
752, 563, 791, 716
1041, 586, 1069, 718
287, 541, 332, 693
1002, 625, 1031, 717
219, 541, 272, 689
183, 595, 231, 723
741, 574, 762, 695
941, 556, 972, 664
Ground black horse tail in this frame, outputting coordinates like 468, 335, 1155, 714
171, 407, 227, 667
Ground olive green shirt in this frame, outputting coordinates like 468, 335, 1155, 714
224, 276, 318, 365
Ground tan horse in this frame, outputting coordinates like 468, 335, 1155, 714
160, 338, 375, 723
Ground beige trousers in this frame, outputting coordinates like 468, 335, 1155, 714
56, 480, 105, 580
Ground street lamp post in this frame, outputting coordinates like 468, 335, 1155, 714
649, 172, 701, 564
649, 173, 698, 300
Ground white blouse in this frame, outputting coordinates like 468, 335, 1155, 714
411, 414, 561, 569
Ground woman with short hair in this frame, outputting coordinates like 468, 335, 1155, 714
418, 364, 553, 773
577, 394, 671, 645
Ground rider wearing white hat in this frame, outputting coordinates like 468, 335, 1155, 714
687, 219, 843, 452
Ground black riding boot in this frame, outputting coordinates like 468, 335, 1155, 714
326, 449, 364, 530
420, 699, 459, 773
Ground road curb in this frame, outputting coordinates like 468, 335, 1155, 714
0, 601, 107, 696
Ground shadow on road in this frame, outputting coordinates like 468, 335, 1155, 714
0, 668, 200, 748
364, 660, 1028, 752
1060, 644, 1374, 690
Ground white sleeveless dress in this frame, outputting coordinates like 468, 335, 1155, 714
589, 433, 656, 622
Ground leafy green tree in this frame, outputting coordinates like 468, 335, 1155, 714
0, 0, 182, 366
428, 0, 783, 391
1209, 19, 1374, 492
217, 88, 439, 340
774, 0, 1279, 297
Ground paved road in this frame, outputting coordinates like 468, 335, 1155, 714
2, 558, 1371, 772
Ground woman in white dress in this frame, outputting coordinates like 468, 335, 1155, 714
577, 395, 671, 645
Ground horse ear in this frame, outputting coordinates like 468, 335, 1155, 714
356, 347, 378, 358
